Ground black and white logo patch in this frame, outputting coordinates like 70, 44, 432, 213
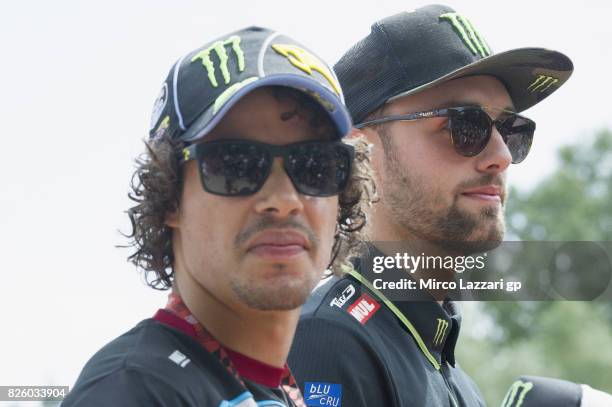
330, 284, 356, 308
150, 82, 168, 130
168, 349, 190, 368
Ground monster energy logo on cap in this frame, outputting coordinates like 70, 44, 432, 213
190, 35, 258, 115
191, 35, 245, 88
439, 12, 491, 58
433, 318, 449, 347
500, 380, 534, 407
527, 74, 559, 93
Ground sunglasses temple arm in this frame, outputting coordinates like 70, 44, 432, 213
354, 110, 450, 129
177, 145, 198, 164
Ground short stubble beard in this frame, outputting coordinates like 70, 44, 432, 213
379, 131, 505, 255
230, 266, 319, 311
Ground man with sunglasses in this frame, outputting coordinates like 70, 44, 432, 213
289, 5, 573, 407
61, 27, 373, 407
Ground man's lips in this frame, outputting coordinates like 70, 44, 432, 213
461, 185, 504, 203
246, 230, 310, 259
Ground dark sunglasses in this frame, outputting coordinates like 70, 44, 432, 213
179, 139, 355, 197
356, 106, 536, 163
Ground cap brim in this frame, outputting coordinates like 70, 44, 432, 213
179, 75, 352, 143
387, 48, 573, 113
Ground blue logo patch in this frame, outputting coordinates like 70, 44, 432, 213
304, 382, 342, 406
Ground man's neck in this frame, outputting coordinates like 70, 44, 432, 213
368, 208, 456, 304
174, 275, 299, 369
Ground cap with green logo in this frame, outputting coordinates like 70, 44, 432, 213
334, 5, 574, 123
149, 26, 351, 143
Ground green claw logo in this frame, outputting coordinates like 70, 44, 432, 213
439, 13, 491, 58
433, 318, 449, 347
182, 148, 190, 162
191, 35, 245, 87
501, 380, 534, 407
527, 75, 559, 93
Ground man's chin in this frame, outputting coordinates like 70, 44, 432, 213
438, 218, 505, 254
230, 270, 319, 311
457, 196, 503, 218
459, 226, 505, 253
443, 239, 502, 255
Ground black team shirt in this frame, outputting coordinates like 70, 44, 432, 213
62, 294, 305, 407
288, 246, 486, 407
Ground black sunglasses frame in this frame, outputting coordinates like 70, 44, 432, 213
179, 139, 355, 197
355, 106, 536, 164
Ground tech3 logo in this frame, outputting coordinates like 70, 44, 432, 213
330, 285, 356, 308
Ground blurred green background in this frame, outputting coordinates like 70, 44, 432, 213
456, 129, 612, 405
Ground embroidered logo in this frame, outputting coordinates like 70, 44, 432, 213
500, 379, 534, 407
180, 147, 191, 162
347, 293, 380, 325
153, 115, 170, 139
191, 35, 245, 87
168, 350, 191, 368
439, 12, 491, 58
150, 82, 168, 130
433, 318, 449, 347
271, 43, 341, 95
304, 382, 342, 407
330, 284, 356, 308
527, 74, 559, 93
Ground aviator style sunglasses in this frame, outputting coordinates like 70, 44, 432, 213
179, 139, 355, 197
355, 106, 536, 164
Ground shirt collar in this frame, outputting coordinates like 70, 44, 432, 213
352, 244, 462, 367
153, 293, 290, 388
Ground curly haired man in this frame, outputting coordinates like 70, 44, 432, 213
62, 26, 373, 407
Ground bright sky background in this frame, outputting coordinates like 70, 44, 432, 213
1, 0, 611, 399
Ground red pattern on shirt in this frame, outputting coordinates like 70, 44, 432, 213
162, 292, 305, 406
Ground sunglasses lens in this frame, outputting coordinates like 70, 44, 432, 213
198, 142, 271, 196
497, 115, 535, 163
286, 143, 353, 196
450, 108, 492, 157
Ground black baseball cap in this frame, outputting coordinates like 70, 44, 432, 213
334, 5, 574, 124
149, 26, 351, 142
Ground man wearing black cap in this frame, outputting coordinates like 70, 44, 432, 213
61, 27, 373, 407
289, 5, 573, 407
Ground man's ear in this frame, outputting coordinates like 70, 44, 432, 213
349, 126, 381, 145
165, 209, 180, 228
347, 127, 362, 140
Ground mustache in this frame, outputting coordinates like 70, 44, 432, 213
234, 216, 320, 249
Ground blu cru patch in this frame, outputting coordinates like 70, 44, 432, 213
304, 382, 342, 406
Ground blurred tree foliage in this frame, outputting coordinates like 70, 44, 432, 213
456, 129, 612, 405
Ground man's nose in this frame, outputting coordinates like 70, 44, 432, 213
474, 128, 513, 174
253, 158, 304, 218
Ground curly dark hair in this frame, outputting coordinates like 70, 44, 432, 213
125, 87, 376, 289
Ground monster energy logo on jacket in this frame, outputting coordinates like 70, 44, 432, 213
439, 12, 491, 58
433, 318, 449, 347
